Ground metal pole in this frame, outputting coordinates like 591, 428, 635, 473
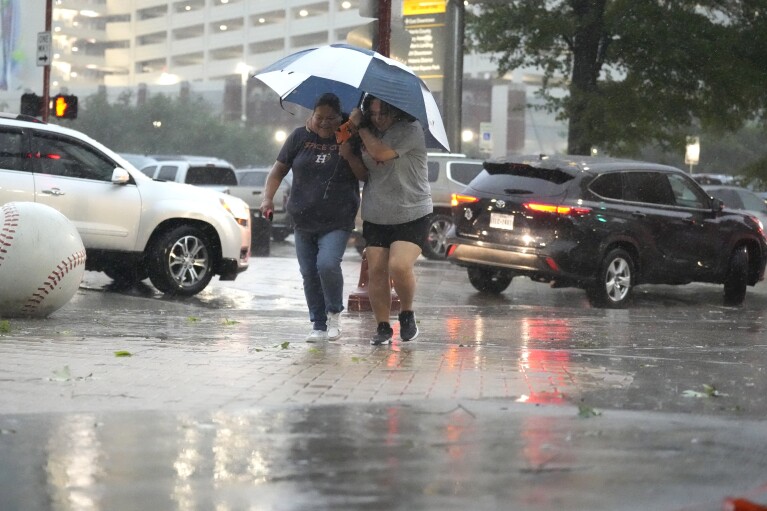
444, 0, 464, 153
376, 0, 391, 57
42, 0, 52, 122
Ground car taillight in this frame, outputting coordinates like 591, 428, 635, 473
524, 202, 591, 216
451, 193, 479, 206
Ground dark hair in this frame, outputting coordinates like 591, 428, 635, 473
361, 95, 415, 123
314, 93, 342, 115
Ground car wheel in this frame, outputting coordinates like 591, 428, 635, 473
104, 264, 147, 287
587, 248, 634, 308
148, 225, 214, 296
467, 267, 513, 294
723, 245, 748, 306
422, 214, 452, 260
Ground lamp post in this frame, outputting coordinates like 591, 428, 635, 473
685, 136, 700, 174
235, 62, 253, 126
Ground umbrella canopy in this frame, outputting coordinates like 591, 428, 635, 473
254, 43, 450, 152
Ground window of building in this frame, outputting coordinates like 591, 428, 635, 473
138, 32, 166, 46
290, 2, 329, 19
210, 17, 244, 33
249, 39, 284, 54
210, 46, 244, 60
250, 10, 285, 27
291, 31, 328, 48
173, 25, 204, 41
137, 5, 168, 21
171, 52, 204, 67
173, 0, 204, 13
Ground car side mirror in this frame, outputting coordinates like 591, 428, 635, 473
111, 167, 130, 184
711, 197, 725, 213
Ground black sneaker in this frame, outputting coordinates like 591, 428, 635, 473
399, 311, 419, 341
370, 322, 393, 345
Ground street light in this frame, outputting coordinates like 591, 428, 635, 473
685, 136, 700, 174
235, 62, 253, 125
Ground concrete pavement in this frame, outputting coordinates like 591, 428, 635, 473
1, 240, 767, 510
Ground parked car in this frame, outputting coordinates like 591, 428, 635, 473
702, 185, 767, 228
118, 153, 157, 170
140, 157, 238, 194
0, 113, 251, 296
351, 152, 484, 258
446, 154, 767, 308
423, 152, 484, 259
231, 167, 294, 242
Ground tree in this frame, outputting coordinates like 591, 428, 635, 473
466, 1, 767, 156
63, 89, 275, 168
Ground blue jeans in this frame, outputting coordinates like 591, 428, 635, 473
293, 228, 351, 330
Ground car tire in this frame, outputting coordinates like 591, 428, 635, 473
422, 214, 452, 260
723, 245, 748, 306
147, 225, 215, 296
104, 264, 147, 287
587, 248, 634, 308
467, 267, 513, 294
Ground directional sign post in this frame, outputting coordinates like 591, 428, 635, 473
36, 32, 51, 67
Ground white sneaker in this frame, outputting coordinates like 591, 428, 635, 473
326, 312, 341, 340
306, 329, 328, 342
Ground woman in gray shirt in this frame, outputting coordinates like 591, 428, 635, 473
340, 95, 432, 345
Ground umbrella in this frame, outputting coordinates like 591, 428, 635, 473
254, 43, 450, 152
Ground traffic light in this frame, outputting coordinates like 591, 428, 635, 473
52, 94, 78, 119
20, 93, 43, 117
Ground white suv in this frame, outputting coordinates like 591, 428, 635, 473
0, 114, 251, 296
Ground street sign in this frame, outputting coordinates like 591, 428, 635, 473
479, 122, 493, 152
36, 32, 52, 67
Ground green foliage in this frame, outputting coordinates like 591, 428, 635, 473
466, 1, 767, 158
62, 89, 275, 167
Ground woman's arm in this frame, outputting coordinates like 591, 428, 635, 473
339, 139, 368, 181
259, 161, 291, 216
348, 107, 398, 163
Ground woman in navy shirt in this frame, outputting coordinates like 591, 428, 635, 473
260, 93, 361, 341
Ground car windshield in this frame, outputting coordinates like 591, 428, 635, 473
238, 171, 267, 187
473, 162, 574, 197
186, 166, 237, 186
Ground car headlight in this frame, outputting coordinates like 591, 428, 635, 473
220, 197, 250, 227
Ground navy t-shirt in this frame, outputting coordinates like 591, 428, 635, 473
277, 127, 360, 233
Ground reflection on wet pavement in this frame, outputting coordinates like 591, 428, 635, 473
3, 403, 767, 511
4, 242, 767, 510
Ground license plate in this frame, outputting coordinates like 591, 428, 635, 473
489, 212, 514, 230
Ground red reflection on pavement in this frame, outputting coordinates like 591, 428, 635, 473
518, 317, 573, 404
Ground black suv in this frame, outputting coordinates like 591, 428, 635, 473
446, 155, 767, 308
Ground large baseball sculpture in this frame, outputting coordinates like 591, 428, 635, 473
0, 202, 86, 318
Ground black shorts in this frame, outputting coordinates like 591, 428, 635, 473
363, 215, 431, 249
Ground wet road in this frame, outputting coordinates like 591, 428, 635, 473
1, 239, 767, 510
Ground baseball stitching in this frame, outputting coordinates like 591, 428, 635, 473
0, 203, 20, 270
22, 249, 87, 314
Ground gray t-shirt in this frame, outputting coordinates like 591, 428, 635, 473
360, 120, 433, 225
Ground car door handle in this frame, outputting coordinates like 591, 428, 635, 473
631, 211, 646, 218
251, 191, 261, 195
41, 188, 65, 196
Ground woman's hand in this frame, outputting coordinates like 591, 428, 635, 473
349, 108, 364, 128
259, 197, 275, 219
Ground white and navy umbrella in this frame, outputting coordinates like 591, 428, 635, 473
254, 43, 450, 151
